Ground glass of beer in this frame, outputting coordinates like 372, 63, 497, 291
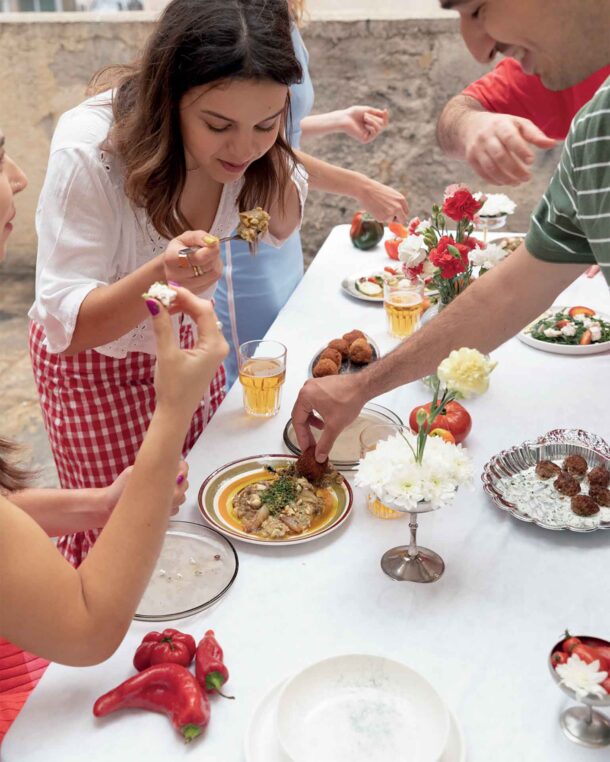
359, 423, 407, 519
238, 340, 287, 417
383, 276, 424, 339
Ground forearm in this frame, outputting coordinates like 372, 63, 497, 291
360, 245, 586, 398
295, 150, 365, 198
10, 487, 109, 536
0, 405, 190, 665
65, 256, 164, 355
436, 95, 486, 159
300, 111, 345, 141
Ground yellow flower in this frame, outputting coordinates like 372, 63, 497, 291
436, 348, 497, 398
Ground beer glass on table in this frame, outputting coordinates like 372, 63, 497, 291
383, 277, 424, 339
238, 340, 287, 417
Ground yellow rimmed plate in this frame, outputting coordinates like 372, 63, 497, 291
198, 455, 353, 546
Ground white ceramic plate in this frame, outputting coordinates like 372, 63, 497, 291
244, 677, 465, 762
342, 270, 438, 303
275, 655, 449, 762
518, 305, 610, 356
198, 455, 353, 546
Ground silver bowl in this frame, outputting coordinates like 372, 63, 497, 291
481, 428, 610, 532
548, 634, 610, 747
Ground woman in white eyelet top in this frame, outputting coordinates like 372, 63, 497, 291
28, 0, 307, 568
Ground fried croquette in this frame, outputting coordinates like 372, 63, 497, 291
296, 445, 329, 485
349, 338, 373, 365
342, 329, 366, 346
327, 339, 349, 360
589, 485, 610, 507
535, 460, 561, 480
562, 454, 588, 478
571, 495, 600, 517
319, 347, 343, 367
554, 472, 581, 497
312, 358, 339, 377
588, 465, 610, 489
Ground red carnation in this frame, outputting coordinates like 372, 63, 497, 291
462, 235, 484, 251
407, 217, 422, 235
442, 188, 482, 222
429, 235, 469, 279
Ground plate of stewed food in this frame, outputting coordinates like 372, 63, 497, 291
518, 305, 610, 355
198, 452, 353, 545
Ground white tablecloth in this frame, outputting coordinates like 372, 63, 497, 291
5, 225, 610, 761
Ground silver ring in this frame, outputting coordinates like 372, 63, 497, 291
192, 265, 204, 277
216, 320, 223, 331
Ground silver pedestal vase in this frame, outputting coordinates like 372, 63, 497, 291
379, 499, 445, 583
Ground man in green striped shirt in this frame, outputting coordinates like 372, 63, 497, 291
291, 0, 609, 461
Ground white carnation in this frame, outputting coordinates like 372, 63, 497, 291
398, 235, 427, 267
475, 192, 516, 217
469, 242, 508, 270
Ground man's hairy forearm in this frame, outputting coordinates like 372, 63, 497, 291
358, 245, 586, 399
436, 94, 486, 158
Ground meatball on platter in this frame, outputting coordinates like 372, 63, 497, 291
482, 428, 610, 532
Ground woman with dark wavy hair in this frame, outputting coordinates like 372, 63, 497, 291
28, 0, 306, 567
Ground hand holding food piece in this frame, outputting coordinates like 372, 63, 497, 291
296, 446, 329, 485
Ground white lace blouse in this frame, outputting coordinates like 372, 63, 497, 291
29, 93, 307, 358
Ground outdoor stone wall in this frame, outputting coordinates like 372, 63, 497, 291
1, 13, 561, 268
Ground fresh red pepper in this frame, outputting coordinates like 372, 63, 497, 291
388, 221, 408, 238
196, 630, 233, 699
562, 633, 581, 654
133, 628, 197, 671
571, 644, 608, 670
384, 238, 402, 260
93, 663, 210, 743
349, 211, 384, 250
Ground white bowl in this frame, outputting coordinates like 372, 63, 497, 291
276, 654, 449, 762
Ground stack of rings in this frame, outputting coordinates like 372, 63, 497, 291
178, 247, 205, 278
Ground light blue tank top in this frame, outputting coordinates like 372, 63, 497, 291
215, 25, 316, 387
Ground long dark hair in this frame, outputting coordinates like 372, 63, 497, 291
0, 438, 31, 493
89, 0, 302, 240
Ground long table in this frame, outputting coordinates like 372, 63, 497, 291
5, 225, 610, 761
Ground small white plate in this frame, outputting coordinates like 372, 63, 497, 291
276, 654, 449, 762
518, 305, 610, 356
244, 676, 465, 762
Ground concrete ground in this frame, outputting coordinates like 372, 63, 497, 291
0, 265, 58, 487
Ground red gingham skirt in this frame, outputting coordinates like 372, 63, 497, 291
29, 319, 226, 567
0, 640, 48, 745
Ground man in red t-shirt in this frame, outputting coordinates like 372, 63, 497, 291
437, 56, 610, 186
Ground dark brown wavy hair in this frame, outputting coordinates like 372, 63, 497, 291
89, 0, 303, 240
0, 437, 31, 493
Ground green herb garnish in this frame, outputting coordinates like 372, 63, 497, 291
261, 475, 297, 515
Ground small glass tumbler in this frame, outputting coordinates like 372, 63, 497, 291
238, 340, 287, 417
383, 277, 425, 339
359, 423, 408, 519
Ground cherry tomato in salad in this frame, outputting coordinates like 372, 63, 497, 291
384, 266, 399, 275
555, 320, 570, 329
568, 306, 596, 318
579, 329, 593, 345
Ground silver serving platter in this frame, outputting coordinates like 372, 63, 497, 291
481, 429, 610, 533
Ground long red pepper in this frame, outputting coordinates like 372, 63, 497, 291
195, 630, 234, 699
93, 663, 210, 742
133, 628, 196, 671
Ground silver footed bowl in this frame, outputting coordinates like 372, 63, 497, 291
481, 428, 610, 533
548, 635, 610, 708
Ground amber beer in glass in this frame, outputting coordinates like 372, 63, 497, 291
383, 277, 424, 339
238, 340, 287, 417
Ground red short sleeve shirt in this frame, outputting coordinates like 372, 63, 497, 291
463, 58, 610, 140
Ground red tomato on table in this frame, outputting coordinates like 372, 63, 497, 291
409, 401, 472, 444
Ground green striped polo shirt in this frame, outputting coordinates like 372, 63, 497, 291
525, 76, 610, 286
